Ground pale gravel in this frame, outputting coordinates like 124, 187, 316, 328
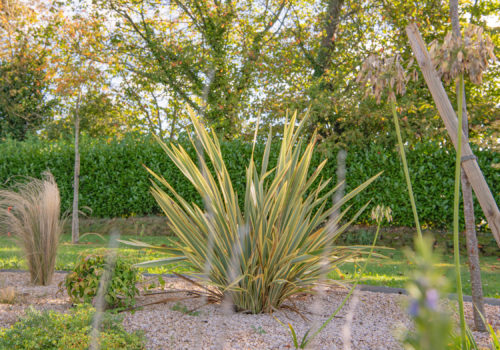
1, 272, 498, 349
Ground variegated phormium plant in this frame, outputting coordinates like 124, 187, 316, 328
129, 109, 381, 314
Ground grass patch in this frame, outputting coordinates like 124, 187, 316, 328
0, 234, 190, 275
0, 305, 145, 349
328, 249, 500, 298
1, 233, 498, 298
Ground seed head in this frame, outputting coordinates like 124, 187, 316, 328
429, 24, 496, 85
371, 205, 393, 224
357, 54, 415, 104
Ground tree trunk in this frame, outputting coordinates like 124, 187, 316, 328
331, 149, 347, 223
314, 0, 345, 78
169, 103, 178, 140
449, 0, 486, 331
71, 95, 81, 244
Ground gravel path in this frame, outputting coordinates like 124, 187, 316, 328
1, 272, 498, 349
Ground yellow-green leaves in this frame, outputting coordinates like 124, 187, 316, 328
143, 109, 380, 313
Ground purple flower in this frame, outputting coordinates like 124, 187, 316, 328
425, 289, 439, 310
408, 300, 419, 317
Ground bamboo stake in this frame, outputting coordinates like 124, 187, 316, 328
405, 23, 500, 247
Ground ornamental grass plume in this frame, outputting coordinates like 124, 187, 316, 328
0, 172, 65, 285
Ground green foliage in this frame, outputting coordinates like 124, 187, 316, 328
401, 236, 455, 350
65, 254, 140, 309
344, 142, 499, 229
131, 110, 379, 314
1, 0, 498, 146
96, 0, 293, 137
400, 236, 492, 350
44, 90, 135, 140
0, 135, 497, 229
251, 325, 267, 335
0, 305, 145, 350
256, 0, 500, 148
0, 52, 54, 141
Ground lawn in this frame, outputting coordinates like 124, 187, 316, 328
1, 233, 498, 298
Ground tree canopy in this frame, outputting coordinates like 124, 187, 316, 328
0, 0, 497, 147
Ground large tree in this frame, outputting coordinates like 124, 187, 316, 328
93, 0, 292, 138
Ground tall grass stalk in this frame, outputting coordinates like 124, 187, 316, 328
0, 173, 64, 285
454, 75, 466, 348
390, 100, 422, 241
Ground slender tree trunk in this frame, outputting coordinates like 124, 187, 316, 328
151, 93, 164, 138
331, 149, 347, 223
157, 116, 164, 139
71, 95, 81, 244
169, 103, 178, 140
449, 0, 486, 331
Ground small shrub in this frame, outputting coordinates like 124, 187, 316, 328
0, 172, 64, 285
0, 305, 145, 350
65, 254, 140, 309
251, 325, 267, 335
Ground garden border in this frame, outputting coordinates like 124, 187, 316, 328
2, 269, 499, 306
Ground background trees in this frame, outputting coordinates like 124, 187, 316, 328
94, 0, 294, 138
0, 0, 496, 148
0, 51, 54, 140
0, 0, 56, 140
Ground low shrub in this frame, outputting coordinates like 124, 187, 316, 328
0, 172, 64, 285
65, 254, 140, 309
0, 305, 145, 350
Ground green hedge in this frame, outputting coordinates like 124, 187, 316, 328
0, 135, 498, 230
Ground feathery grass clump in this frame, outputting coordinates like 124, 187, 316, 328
0, 173, 64, 285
